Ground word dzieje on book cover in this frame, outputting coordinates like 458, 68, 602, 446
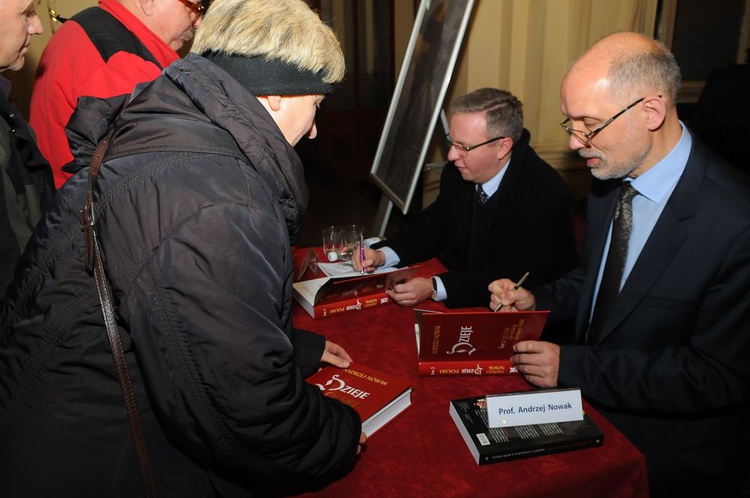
307, 363, 412, 437
414, 309, 549, 376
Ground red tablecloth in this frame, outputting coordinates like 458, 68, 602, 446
292, 248, 649, 498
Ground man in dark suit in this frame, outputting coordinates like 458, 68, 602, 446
490, 32, 750, 497
356, 88, 578, 310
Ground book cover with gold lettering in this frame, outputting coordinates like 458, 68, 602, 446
306, 363, 412, 437
414, 310, 549, 376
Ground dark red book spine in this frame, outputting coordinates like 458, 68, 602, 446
417, 359, 517, 377
314, 293, 391, 318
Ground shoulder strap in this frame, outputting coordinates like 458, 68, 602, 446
80, 136, 158, 498
72, 7, 163, 69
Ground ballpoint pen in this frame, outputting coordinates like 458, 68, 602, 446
493, 271, 529, 312
359, 232, 365, 274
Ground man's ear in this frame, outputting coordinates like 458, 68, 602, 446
265, 95, 283, 112
644, 94, 667, 131
138, 0, 155, 17
496, 137, 514, 161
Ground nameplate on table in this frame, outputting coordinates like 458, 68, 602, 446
486, 388, 583, 428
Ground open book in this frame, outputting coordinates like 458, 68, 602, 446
414, 309, 549, 376
293, 266, 417, 319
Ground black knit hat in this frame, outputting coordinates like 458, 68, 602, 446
203, 52, 333, 95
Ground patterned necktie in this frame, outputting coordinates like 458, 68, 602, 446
475, 184, 489, 204
587, 182, 639, 345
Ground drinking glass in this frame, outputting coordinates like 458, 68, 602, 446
321, 226, 344, 262
339, 224, 365, 261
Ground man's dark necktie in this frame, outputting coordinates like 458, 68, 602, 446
475, 184, 489, 204
469, 184, 490, 270
587, 182, 639, 345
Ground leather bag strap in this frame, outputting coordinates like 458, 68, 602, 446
80, 135, 158, 498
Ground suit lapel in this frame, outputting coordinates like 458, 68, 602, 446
474, 159, 520, 249
592, 144, 704, 344
451, 178, 477, 265
575, 181, 619, 342
601, 210, 689, 339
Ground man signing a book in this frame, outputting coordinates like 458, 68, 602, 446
354, 88, 578, 311
489, 32, 750, 498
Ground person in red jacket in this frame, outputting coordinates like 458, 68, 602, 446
29, 0, 205, 188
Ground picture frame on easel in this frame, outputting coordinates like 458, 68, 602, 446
369, 0, 475, 231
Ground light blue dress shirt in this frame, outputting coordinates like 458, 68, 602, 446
590, 123, 692, 318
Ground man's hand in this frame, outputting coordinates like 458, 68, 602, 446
511, 340, 560, 388
317, 344, 367, 454
488, 278, 536, 311
320, 341, 353, 368
357, 431, 367, 455
352, 247, 385, 273
386, 277, 432, 307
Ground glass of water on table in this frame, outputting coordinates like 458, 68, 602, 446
321, 226, 344, 262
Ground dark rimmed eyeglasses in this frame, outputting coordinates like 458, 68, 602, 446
560, 97, 647, 145
445, 133, 505, 157
175, 0, 207, 18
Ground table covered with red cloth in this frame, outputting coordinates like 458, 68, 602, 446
292, 248, 649, 498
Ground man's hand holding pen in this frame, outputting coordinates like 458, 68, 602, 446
488, 276, 559, 388
488, 276, 536, 312
351, 247, 385, 273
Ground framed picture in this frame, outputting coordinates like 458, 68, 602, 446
369, 0, 475, 213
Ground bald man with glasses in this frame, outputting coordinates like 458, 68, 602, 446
355, 87, 578, 319
489, 32, 750, 497
29, 0, 206, 188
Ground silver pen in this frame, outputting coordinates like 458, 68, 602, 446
493, 271, 529, 312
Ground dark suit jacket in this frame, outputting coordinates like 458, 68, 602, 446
535, 132, 750, 497
375, 129, 579, 309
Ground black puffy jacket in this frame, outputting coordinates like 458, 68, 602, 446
0, 54, 360, 497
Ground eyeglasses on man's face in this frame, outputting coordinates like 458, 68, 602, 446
175, 0, 208, 18
445, 133, 505, 157
559, 96, 648, 146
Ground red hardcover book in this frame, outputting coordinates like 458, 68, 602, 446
414, 309, 549, 376
293, 267, 417, 319
417, 358, 515, 376
307, 363, 412, 437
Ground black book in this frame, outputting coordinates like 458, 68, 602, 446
449, 395, 604, 465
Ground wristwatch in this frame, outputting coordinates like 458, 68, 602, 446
430, 277, 439, 301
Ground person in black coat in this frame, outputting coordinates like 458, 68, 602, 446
356, 88, 578, 310
0, 0, 365, 496
0, 5, 54, 300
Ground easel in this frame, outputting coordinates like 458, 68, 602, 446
367, 0, 475, 238
371, 110, 449, 237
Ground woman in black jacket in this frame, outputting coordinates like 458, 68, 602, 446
0, 0, 365, 496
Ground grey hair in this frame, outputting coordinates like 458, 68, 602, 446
191, 0, 345, 83
608, 39, 681, 106
449, 88, 524, 143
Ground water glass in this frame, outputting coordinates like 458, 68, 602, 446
321, 226, 344, 262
